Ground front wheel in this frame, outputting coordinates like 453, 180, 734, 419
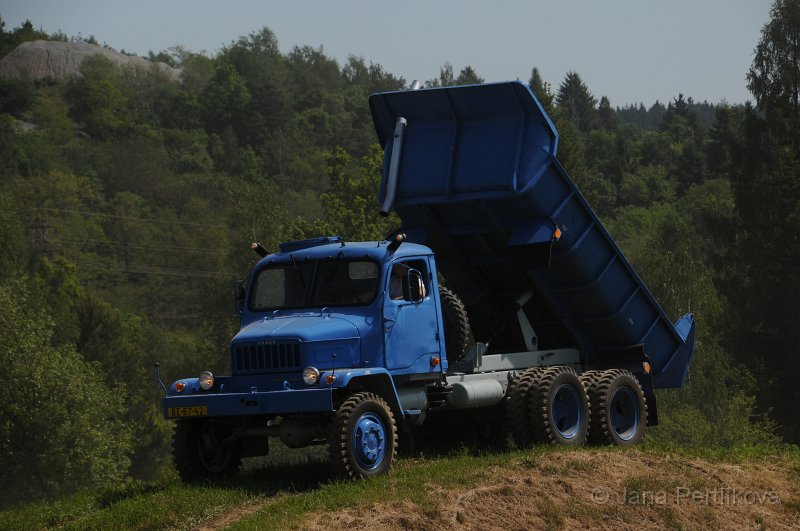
329, 392, 398, 479
173, 418, 242, 482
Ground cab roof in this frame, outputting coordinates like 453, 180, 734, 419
256, 239, 432, 268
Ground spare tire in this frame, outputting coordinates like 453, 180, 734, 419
439, 286, 472, 363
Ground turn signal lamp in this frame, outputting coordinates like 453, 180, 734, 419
643, 362, 652, 374
175, 382, 186, 392
430, 356, 440, 367
325, 374, 337, 385
554, 227, 562, 240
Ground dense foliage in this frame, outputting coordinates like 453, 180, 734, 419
1, 2, 798, 506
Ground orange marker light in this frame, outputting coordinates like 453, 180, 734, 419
175, 382, 186, 392
554, 228, 562, 240
326, 374, 337, 384
430, 356, 440, 367
643, 362, 652, 374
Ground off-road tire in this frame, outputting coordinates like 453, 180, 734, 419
508, 367, 546, 448
439, 287, 472, 363
527, 366, 589, 445
329, 392, 398, 479
172, 418, 242, 482
581, 369, 647, 446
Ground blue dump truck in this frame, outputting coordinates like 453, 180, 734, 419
160, 81, 695, 481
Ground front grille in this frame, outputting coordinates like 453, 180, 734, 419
233, 340, 302, 373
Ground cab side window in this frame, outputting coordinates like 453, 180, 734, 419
389, 259, 429, 302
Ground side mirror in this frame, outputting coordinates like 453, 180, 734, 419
234, 279, 247, 314
407, 269, 425, 303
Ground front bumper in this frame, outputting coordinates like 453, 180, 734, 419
163, 387, 334, 419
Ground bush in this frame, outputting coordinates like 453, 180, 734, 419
0, 280, 133, 508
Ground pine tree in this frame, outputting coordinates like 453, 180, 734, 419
597, 96, 617, 131
555, 71, 597, 132
528, 67, 554, 112
747, 0, 800, 127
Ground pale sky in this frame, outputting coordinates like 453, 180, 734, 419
1, 0, 772, 107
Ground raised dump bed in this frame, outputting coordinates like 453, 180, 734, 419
370, 81, 694, 388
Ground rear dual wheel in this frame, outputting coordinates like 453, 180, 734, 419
580, 369, 647, 446
510, 366, 590, 446
509, 366, 647, 447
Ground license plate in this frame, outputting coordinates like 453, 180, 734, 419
168, 406, 208, 417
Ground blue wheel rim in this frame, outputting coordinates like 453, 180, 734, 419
352, 412, 386, 471
610, 386, 640, 441
551, 383, 582, 439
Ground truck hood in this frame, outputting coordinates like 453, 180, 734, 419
233, 314, 360, 344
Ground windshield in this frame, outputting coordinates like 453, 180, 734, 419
249, 259, 379, 311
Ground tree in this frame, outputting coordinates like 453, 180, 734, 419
200, 62, 251, 134
747, 0, 800, 124
425, 63, 484, 88
0, 193, 28, 275
343, 55, 405, 94
597, 96, 617, 131
555, 71, 597, 132
426, 62, 455, 87
528, 67, 554, 112
0, 280, 132, 506
0, 19, 50, 59
455, 65, 484, 85
705, 104, 744, 179
68, 55, 132, 138
727, 0, 800, 442
658, 95, 708, 192
300, 145, 397, 241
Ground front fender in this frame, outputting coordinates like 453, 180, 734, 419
330, 368, 405, 418
167, 377, 201, 395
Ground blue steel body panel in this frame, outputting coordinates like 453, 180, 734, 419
369, 81, 695, 388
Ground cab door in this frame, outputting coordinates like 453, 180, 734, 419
383, 257, 441, 371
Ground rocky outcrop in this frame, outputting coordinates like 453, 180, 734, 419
0, 40, 181, 81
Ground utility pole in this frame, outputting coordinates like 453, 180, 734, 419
28, 210, 58, 256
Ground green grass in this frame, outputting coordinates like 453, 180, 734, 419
639, 441, 798, 463
230, 449, 511, 529
1, 444, 797, 530
0, 459, 328, 531
0, 480, 261, 530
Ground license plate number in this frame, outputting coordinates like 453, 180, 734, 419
168, 406, 208, 417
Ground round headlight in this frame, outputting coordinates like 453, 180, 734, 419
198, 371, 214, 391
302, 366, 320, 386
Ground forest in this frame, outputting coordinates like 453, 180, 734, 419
1, 0, 799, 508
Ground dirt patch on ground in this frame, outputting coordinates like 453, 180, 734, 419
194, 501, 272, 531
300, 451, 800, 530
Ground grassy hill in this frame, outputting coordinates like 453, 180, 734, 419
2, 445, 798, 530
